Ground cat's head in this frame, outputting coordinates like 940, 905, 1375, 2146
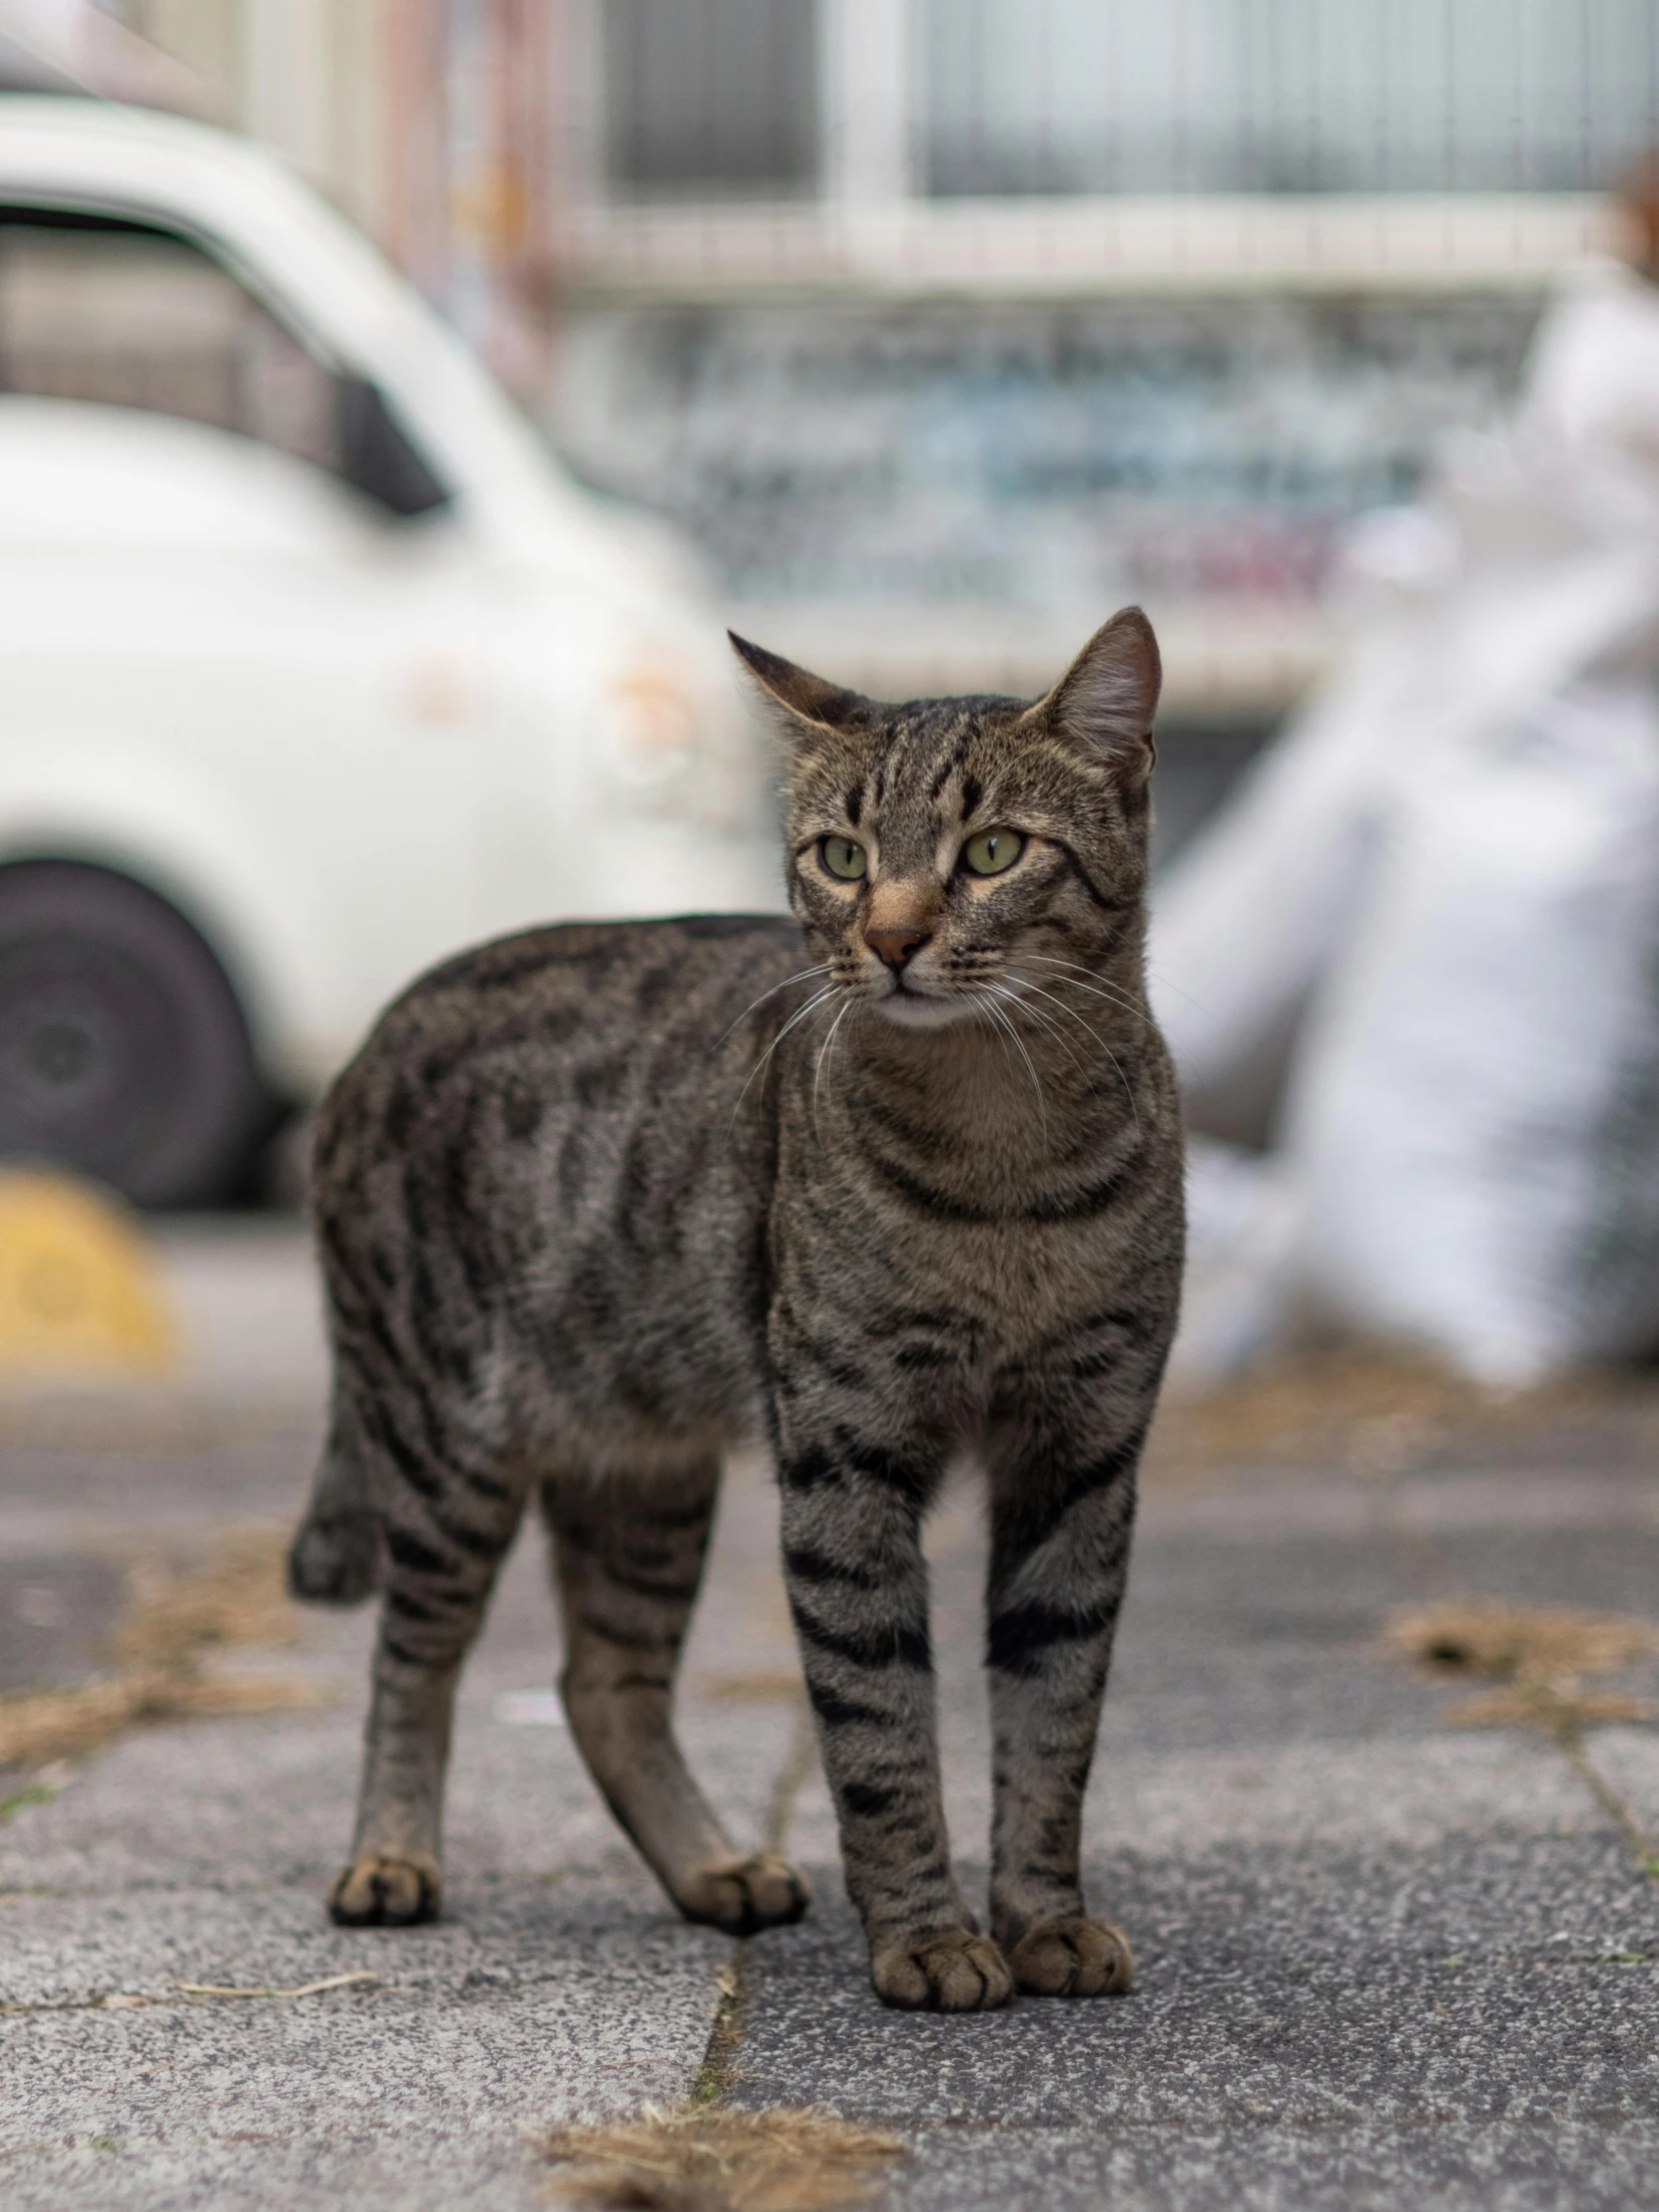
732, 611, 1160, 1029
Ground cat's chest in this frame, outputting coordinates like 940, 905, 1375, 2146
904, 1210, 1147, 1358
777, 1145, 1165, 1367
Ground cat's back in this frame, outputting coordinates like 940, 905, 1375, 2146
312, 912, 804, 1242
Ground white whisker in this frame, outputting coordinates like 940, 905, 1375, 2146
729, 984, 838, 1123
1144, 964, 1211, 1014
829, 992, 861, 1099
1005, 978, 1139, 1129
715, 963, 833, 1049
1018, 954, 1151, 1026
979, 991, 1048, 1138
990, 981, 1091, 1085
812, 992, 856, 1138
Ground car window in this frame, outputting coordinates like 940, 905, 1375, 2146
0, 209, 449, 516
0, 211, 339, 468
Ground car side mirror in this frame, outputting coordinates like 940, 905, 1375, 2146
337, 377, 451, 518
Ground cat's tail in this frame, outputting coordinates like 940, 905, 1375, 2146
287, 1392, 381, 1606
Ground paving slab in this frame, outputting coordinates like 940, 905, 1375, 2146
4, 1220, 1659, 2208
0, 1552, 128, 1690
884, 2118, 1659, 2212
735, 1837, 1659, 2122
1591, 1729, 1659, 1842
0, 1371, 794, 2211
3, 2137, 548, 2212
743, 1451, 1659, 2209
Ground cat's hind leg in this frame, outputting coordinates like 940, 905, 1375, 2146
327, 1408, 530, 1929
543, 1456, 811, 1936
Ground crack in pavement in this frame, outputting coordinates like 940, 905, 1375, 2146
689, 1694, 817, 2109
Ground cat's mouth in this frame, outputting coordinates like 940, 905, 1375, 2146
870, 973, 976, 1029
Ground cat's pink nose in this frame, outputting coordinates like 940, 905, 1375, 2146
865, 925, 930, 969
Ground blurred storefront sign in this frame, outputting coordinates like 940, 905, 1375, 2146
545, 287, 1539, 718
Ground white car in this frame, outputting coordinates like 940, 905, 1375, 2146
0, 96, 781, 1205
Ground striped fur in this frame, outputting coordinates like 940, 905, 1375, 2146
291, 609, 1184, 2012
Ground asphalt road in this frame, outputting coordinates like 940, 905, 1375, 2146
1, 1222, 1656, 2210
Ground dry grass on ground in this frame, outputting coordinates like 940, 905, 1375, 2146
696, 1668, 806, 1704
1146, 1345, 1659, 1479
0, 1528, 323, 1772
109, 1527, 300, 1671
1386, 1599, 1659, 1731
539, 2106, 905, 2212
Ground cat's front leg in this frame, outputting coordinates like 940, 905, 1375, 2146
984, 1407, 1143, 1997
777, 1418, 1011, 2012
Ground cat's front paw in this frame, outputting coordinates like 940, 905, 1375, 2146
327, 1852, 442, 1927
1007, 1916, 1133, 1996
871, 1931, 1012, 2012
677, 1852, 812, 1936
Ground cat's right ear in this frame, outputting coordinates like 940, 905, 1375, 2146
729, 633, 870, 744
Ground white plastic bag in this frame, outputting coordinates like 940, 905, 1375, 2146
1149, 258, 1659, 1379
1283, 675, 1659, 1382
1166, 1138, 1301, 1386
1148, 551, 1659, 1142
1146, 621, 1417, 1142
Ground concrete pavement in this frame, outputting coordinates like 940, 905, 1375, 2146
1, 1220, 1657, 2209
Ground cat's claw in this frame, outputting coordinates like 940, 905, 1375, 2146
327, 1852, 442, 1927
1007, 1915, 1134, 1997
871, 1931, 1012, 2012
678, 1852, 812, 1936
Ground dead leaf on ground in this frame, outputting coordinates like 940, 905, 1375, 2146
539, 2105, 906, 2212
0, 1971, 380, 2019
0, 1669, 325, 1769
1147, 1346, 1659, 1478
697, 1669, 806, 1703
112, 1527, 301, 1670
1440, 1685, 1656, 1731
1384, 1600, 1659, 1737
1385, 1601, 1659, 1683
0, 1526, 320, 1772
173, 1971, 379, 2001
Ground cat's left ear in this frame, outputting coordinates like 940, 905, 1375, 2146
1023, 607, 1161, 782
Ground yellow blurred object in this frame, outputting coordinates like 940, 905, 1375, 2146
0, 1172, 181, 1379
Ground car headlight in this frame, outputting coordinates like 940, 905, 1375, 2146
606, 656, 767, 832
610, 662, 701, 796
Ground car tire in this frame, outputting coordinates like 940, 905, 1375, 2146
0, 860, 276, 1209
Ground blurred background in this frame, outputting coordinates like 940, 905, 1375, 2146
4, 2, 1659, 1392
9, 5, 1654, 754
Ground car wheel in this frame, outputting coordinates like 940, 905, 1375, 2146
0, 861, 276, 1209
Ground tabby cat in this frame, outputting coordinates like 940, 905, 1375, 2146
289, 607, 1184, 2013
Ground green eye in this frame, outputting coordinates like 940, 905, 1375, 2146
821, 835, 867, 880
962, 828, 1023, 876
